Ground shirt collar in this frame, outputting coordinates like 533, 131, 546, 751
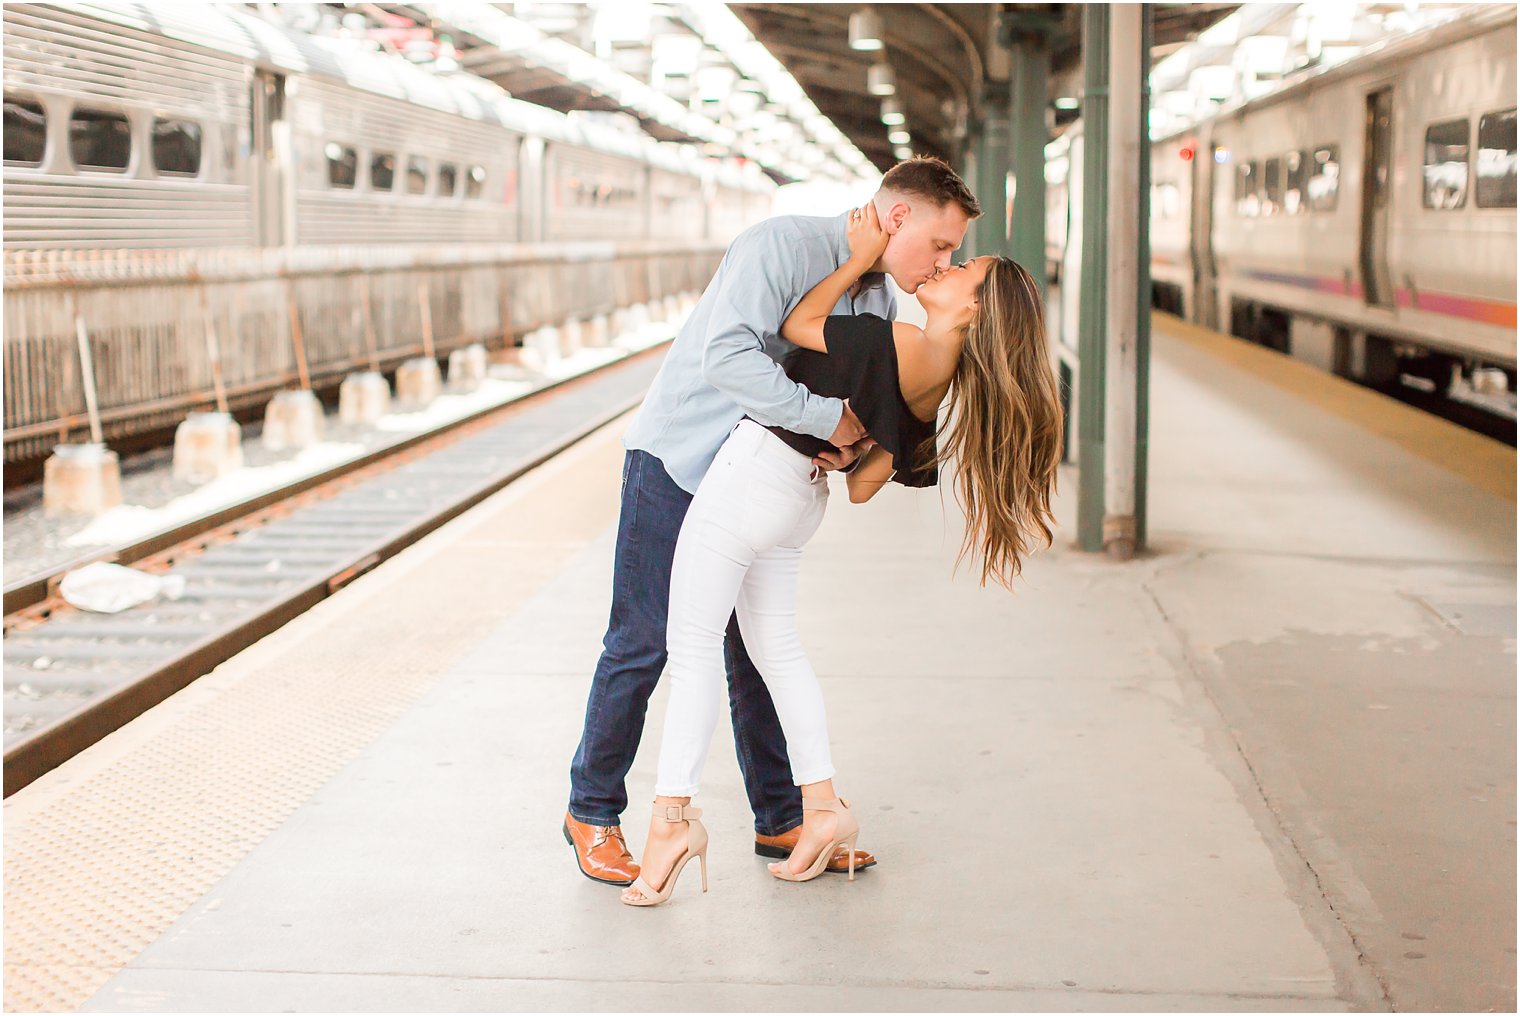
833, 211, 887, 293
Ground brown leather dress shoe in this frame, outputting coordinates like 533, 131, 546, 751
563, 813, 639, 886
754, 825, 877, 874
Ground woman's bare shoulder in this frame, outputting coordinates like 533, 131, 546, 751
891, 322, 936, 378
890, 320, 927, 342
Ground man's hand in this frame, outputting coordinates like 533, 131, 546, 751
827, 400, 867, 449
813, 437, 876, 473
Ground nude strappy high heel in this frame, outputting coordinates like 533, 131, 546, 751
621, 802, 708, 907
768, 797, 861, 883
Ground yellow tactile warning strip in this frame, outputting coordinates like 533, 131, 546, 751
1158, 312, 1516, 503
2, 415, 631, 1013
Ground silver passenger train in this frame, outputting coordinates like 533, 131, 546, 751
2, 2, 773, 467
1049, 6, 1517, 406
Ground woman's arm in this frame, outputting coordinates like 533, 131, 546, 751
845, 444, 897, 503
780, 202, 889, 353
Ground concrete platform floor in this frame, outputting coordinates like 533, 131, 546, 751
5, 319, 1513, 1013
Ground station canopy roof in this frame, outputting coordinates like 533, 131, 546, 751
297, 3, 1458, 182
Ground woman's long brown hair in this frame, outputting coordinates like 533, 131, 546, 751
918, 257, 1064, 588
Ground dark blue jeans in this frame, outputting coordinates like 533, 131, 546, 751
568, 449, 803, 835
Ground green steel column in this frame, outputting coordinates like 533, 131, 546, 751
1077, 4, 1109, 553
1135, 5, 1153, 551
972, 95, 1011, 258
1006, 30, 1049, 295
959, 139, 978, 247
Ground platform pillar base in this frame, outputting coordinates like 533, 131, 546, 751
262, 390, 324, 451
560, 319, 583, 357
447, 344, 488, 392
585, 314, 610, 348
173, 411, 243, 484
395, 357, 442, 410
339, 371, 391, 425
43, 443, 122, 516
525, 327, 560, 368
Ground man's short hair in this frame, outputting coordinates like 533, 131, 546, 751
880, 156, 981, 219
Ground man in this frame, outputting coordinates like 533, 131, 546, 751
565, 157, 980, 884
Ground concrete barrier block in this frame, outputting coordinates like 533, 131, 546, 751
487, 345, 540, 378
262, 390, 324, 451
447, 344, 489, 392
339, 371, 391, 425
43, 443, 122, 516
527, 327, 561, 367
173, 411, 243, 484
585, 314, 611, 347
560, 319, 583, 356
395, 357, 443, 410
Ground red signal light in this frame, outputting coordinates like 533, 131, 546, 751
1179, 145, 1195, 161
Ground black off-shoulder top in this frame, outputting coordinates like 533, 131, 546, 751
758, 313, 938, 488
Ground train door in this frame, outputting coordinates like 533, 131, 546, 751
1359, 87, 1395, 307
251, 69, 287, 247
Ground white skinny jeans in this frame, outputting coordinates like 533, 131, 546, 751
656, 420, 834, 796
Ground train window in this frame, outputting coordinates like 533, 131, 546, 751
406, 155, 428, 195
326, 142, 357, 189
464, 164, 485, 199
1423, 120, 1469, 210
70, 106, 132, 172
151, 118, 201, 177
4, 96, 46, 167
1151, 181, 1180, 219
1476, 108, 1517, 209
1263, 157, 1282, 215
370, 151, 396, 192
1284, 150, 1306, 214
437, 162, 457, 197
1308, 145, 1339, 211
1234, 161, 1260, 217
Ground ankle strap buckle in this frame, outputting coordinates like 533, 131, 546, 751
656, 803, 701, 822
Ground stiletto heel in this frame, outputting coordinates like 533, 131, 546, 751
622, 803, 708, 907
769, 797, 861, 884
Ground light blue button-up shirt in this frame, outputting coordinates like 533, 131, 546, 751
625, 212, 897, 493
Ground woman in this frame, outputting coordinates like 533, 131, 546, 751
621, 203, 1063, 906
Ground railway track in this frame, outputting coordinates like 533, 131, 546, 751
3, 345, 667, 796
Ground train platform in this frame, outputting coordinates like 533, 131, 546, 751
4, 316, 1514, 1013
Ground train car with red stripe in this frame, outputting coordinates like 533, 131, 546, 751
1156, 6, 1515, 410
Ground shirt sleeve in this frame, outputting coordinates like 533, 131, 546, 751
698, 225, 845, 441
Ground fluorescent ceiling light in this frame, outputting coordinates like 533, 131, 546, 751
848, 8, 883, 51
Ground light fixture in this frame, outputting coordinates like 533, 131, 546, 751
867, 61, 896, 96
893, 146, 912, 160
1053, 96, 1079, 110
888, 128, 910, 145
848, 8, 884, 51
880, 97, 904, 126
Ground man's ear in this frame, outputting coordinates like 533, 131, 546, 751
883, 201, 910, 234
